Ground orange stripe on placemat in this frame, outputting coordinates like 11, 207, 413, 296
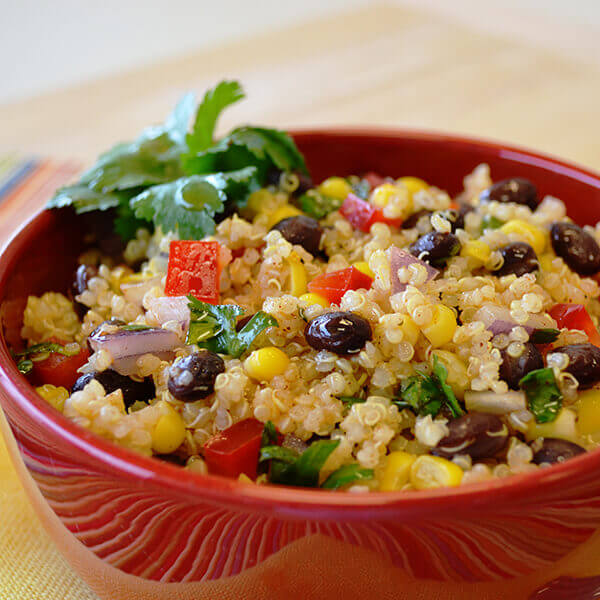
0, 160, 81, 244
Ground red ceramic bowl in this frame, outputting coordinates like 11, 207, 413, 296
2, 130, 600, 600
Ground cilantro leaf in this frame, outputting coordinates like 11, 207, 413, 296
259, 445, 299, 464
530, 328, 560, 344
186, 295, 278, 358
261, 440, 339, 487
17, 359, 33, 374
78, 94, 195, 193
186, 81, 245, 154
298, 191, 342, 219
260, 421, 279, 448
183, 126, 308, 178
350, 178, 370, 201
130, 167, 257, 240
394, 355, 464, 418
47, 184, 123, 214
519, 367, 563, 423
13, 341, 79, 357
321, 464, 373, 490
432, 355, 464, 418
339, 396, 366, 409
395, 375, 442, 417
480, 215, 504, 232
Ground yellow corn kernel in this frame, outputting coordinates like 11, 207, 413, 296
247, 189, 275, 215
380, 451, 416, 491
287, 252, 307, 296
500, 220, 546, 256
460, 240, 491, 264
433, 350, 469, 399
244, 347, 290, 381
371, 183, 399, 208
36, 384, 69, 413
238, 473, 254, 483
299, 292, 329, 308
398, 313, 420, 346
410, 455, 463, 490
576, 390, 600, 436
526, 408, 579, 443
152, 405, 187, 455
318, 177, 352, 201
268, 204, 303, 229
397, 176, 428, 197
352, 261, 375, 279
422, 304, 457, 348
538, 253, 555, 272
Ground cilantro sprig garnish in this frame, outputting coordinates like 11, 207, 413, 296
519, 367, 563, 423
186, 295, 278, 358
47, 80, 308, 241
394, 355, 464, 418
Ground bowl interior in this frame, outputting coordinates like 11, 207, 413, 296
2, 129, 600, 514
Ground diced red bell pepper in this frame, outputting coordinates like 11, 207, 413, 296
202, 418, 266, 479
549, 303, 600, 347
307, 266, 373, 305
339, 194, 402, 232
33, 341, 89, 389
165, 240, 222, 304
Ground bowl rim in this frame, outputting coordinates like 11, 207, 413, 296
2, 127, 600, 519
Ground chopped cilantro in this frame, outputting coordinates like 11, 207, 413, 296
186, 295, 278, 358
321, 464, 374, 490
394, 355, 464, 418
260, 439, 339, 487
480, 215, 504, 232
339, 396, 366, 409
519, 367, 563, 423
298, 190, 342, 219
261, 421, 278, 448
530, 328, 560, 344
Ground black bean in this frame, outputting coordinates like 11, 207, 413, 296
495, 242, 539, 278
305, 311, 372, 355
442, 203, 473, 232
553, 343, 600, 389
72, 369, 155, 409
272, 215, 323, 256
432, 412, 509, 459
550, 222, 600, 276
480, 177, 539, 211
168, 351, 225, 401
408, 232, 461, 267
499, 342, 544, 389
402, 209, 432, 230
71, 264, 98, 318
531, 438, 585, 465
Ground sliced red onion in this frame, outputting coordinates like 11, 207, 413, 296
146, 296, 190, 332
473, 304, 554, 336
89, 325, 181, 376
464, 390, 526, 414
390, 246, 439, 294
121, 276, 162, 306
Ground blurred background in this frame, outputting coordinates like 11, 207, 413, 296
1, 0, 599, 167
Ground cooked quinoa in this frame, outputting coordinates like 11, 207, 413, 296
16, 81, 600, 492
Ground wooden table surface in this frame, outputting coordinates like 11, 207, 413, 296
1, 3, 599, 170
0, 4, 600, 599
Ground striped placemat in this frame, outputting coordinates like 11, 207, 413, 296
0, 156, 81, 243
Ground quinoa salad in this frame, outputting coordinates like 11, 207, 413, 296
14, 81, 600, 492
